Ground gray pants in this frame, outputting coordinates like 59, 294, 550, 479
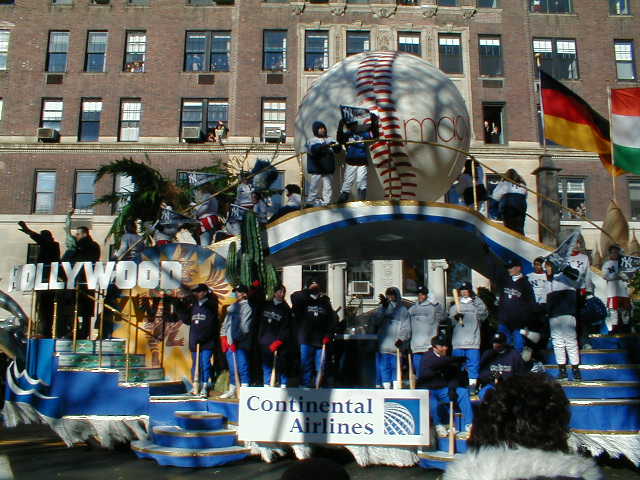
549, 314, 579, 365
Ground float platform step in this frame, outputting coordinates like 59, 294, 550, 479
152, 425, 237, 449
131, 440, 250, 468
561, 381, 640, 399
175, 411, 226, 430
587, 334, 640, 351
570, 398, 640, 431
545, 349, 630, 365
436, 435, 468, 453
545, 364, 640, 382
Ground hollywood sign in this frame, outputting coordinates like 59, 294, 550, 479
8, 261, 183, 292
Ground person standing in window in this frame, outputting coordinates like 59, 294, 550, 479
490, 169, 527, 234
305, 121, 341, 207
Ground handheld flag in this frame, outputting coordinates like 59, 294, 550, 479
544, 230, 581, 271
159, 208, 199, 226
611, 87, 640, 175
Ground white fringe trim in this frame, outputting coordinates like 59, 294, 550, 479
569, 431, 640, 466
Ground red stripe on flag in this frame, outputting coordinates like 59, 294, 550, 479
611, 87, 640, 117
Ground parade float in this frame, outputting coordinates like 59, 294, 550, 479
2, 51, 640, 471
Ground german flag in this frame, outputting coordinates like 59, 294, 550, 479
540, 71, 623, 176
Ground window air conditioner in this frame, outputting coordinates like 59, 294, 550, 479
264, 127, 283, 143
181, 127, 203, 142
37, 128, 60, 142
349, 281, 371, 295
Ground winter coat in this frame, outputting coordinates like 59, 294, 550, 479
258, 299, 292, 347
479, 345, 526, 384
182, 297, 218, 352
602, 258, 630, 299
417, 349, 466, 390
491, 181, 527, 215
443, 445, 603, 480
449, 296, 488, 349
337, 129, 372, 166
75, 236, 101, 262
547, 272, 578, 318
297, 293, 337, 347
221, 299, 253, 350
409, 295, 445, 353
306, 122, 340, 175
371, 288, 411, 354
497, 274, 536, 330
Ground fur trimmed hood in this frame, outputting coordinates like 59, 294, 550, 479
443, 445, 603, 480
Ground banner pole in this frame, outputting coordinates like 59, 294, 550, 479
72, 286, 79, 353
535, 55, 548, 154
607, 85, 617, 202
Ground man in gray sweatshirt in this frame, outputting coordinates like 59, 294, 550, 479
371, 287, 411, 389
409, 286, 445, 376
449, 282, 488, 393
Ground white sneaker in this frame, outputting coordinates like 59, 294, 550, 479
220, 385, 236, 399
200, 383, 209, 397
458, 424, 472, 440
280, 384, 287, 389
435, 425, 448, 437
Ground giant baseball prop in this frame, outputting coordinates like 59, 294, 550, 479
295, 51, 470, 201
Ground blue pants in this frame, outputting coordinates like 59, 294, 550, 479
499, 324, 525, 352
452, 348, 481, 380
191, 349, 213, 385
413, 353, 424, 377
376, 352, 398, 385
300, 344, 325, 388
226, 348, 250, 385
261, 345, 288, 387
430, 387, 474, 429
478, 384, 495, 401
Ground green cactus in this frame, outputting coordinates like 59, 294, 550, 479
227, 241, 238, 286
265, 263, 278, 299
240, 252, 253, 287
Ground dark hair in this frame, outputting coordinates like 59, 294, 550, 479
504, 168, 526, 186
285, 184, 302, 195
469, 373, 570, 453
77, 226, 90, 235
533, 256, 545, 264
281, 458, 349, 480
274, 284, 286, 294
40, 230, 53, 241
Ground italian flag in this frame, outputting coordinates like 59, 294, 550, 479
611, 88, 640, 175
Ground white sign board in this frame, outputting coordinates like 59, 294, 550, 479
238, 387, 430, 446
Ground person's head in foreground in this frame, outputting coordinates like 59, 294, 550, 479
281, 458, 349, 480
443, 373, 603, 480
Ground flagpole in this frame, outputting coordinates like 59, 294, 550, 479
536, 54, 548, 154
607, 85, 617, 203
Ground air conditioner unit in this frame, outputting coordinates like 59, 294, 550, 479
349, 281, 371, 295
181, 127, 203, 142
37, 128, 60, 142
264, 127, 283, 143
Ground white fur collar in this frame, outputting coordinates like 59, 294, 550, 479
443, 445, 603, 480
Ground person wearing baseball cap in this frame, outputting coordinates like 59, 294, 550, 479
449, 282, 488, 395
418, 335, 474, 439
409, 286, 446, 377
219, 284, 253, 398
257, 284, 292, 387
181, 283, 218, 397
478, 331, 526, 399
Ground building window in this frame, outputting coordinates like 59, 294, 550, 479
346, 31, 370, 56
0, 98, 3, 121
403, 260, 426, 296
610, 0, 630, 15
180, 99, 229, 137
40, 99, 63, 131
447, 262, 471, 294
124, 31, 146, 72
305, 30, 329, 71
533, 38, 578, 80
184, 31, 231, 72
439, 34, 463, 74
629, 180, 640, 220
114, 174, 134, 213
119, 100, 142, 141
529, 0, 572, 13
261, 99, 286, 139
74, 171, 97, 213
0, 30, 9, 70
85, 31, 108, 73
482, 103, 505, 144
477, 0, 499, 7
263, 30, 287, 71
398, 32, 421, 56
33, 171, 56, 214
437, 0, 459, 5
79, 99, 102, 141
26, 244, 39, 264
46, 31, 69, 73
479, 35, 502, 76
615, 41, 636, 81
302, 264, 328, 293
558, 177, 586, 219
347, 261, 373, 297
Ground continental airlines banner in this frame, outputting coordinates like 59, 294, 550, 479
238, 388, 430, 446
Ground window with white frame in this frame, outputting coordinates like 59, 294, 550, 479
346, 31, 370, 56
263, 30, 287, 71
119, 100, 142, 141
180, 99, 229, 137
398, 32, 421, 56
610, 0, 630, 15
74, 171, 97, 213
79, 99, 102, 141
262, 99, 286, 138
184, 31, 231, 72
439, 34, 463, 74
479, 35, 503, 76
41, 99, 63, 131
533, 38, 579, 80
305, 30, 329, 71
114, 174, 134, 213
124, 31, 146, 72
558, 177, 586, 219
0, 30, 9, 70
34, 171, 56, 214
615, 41, 636, 81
